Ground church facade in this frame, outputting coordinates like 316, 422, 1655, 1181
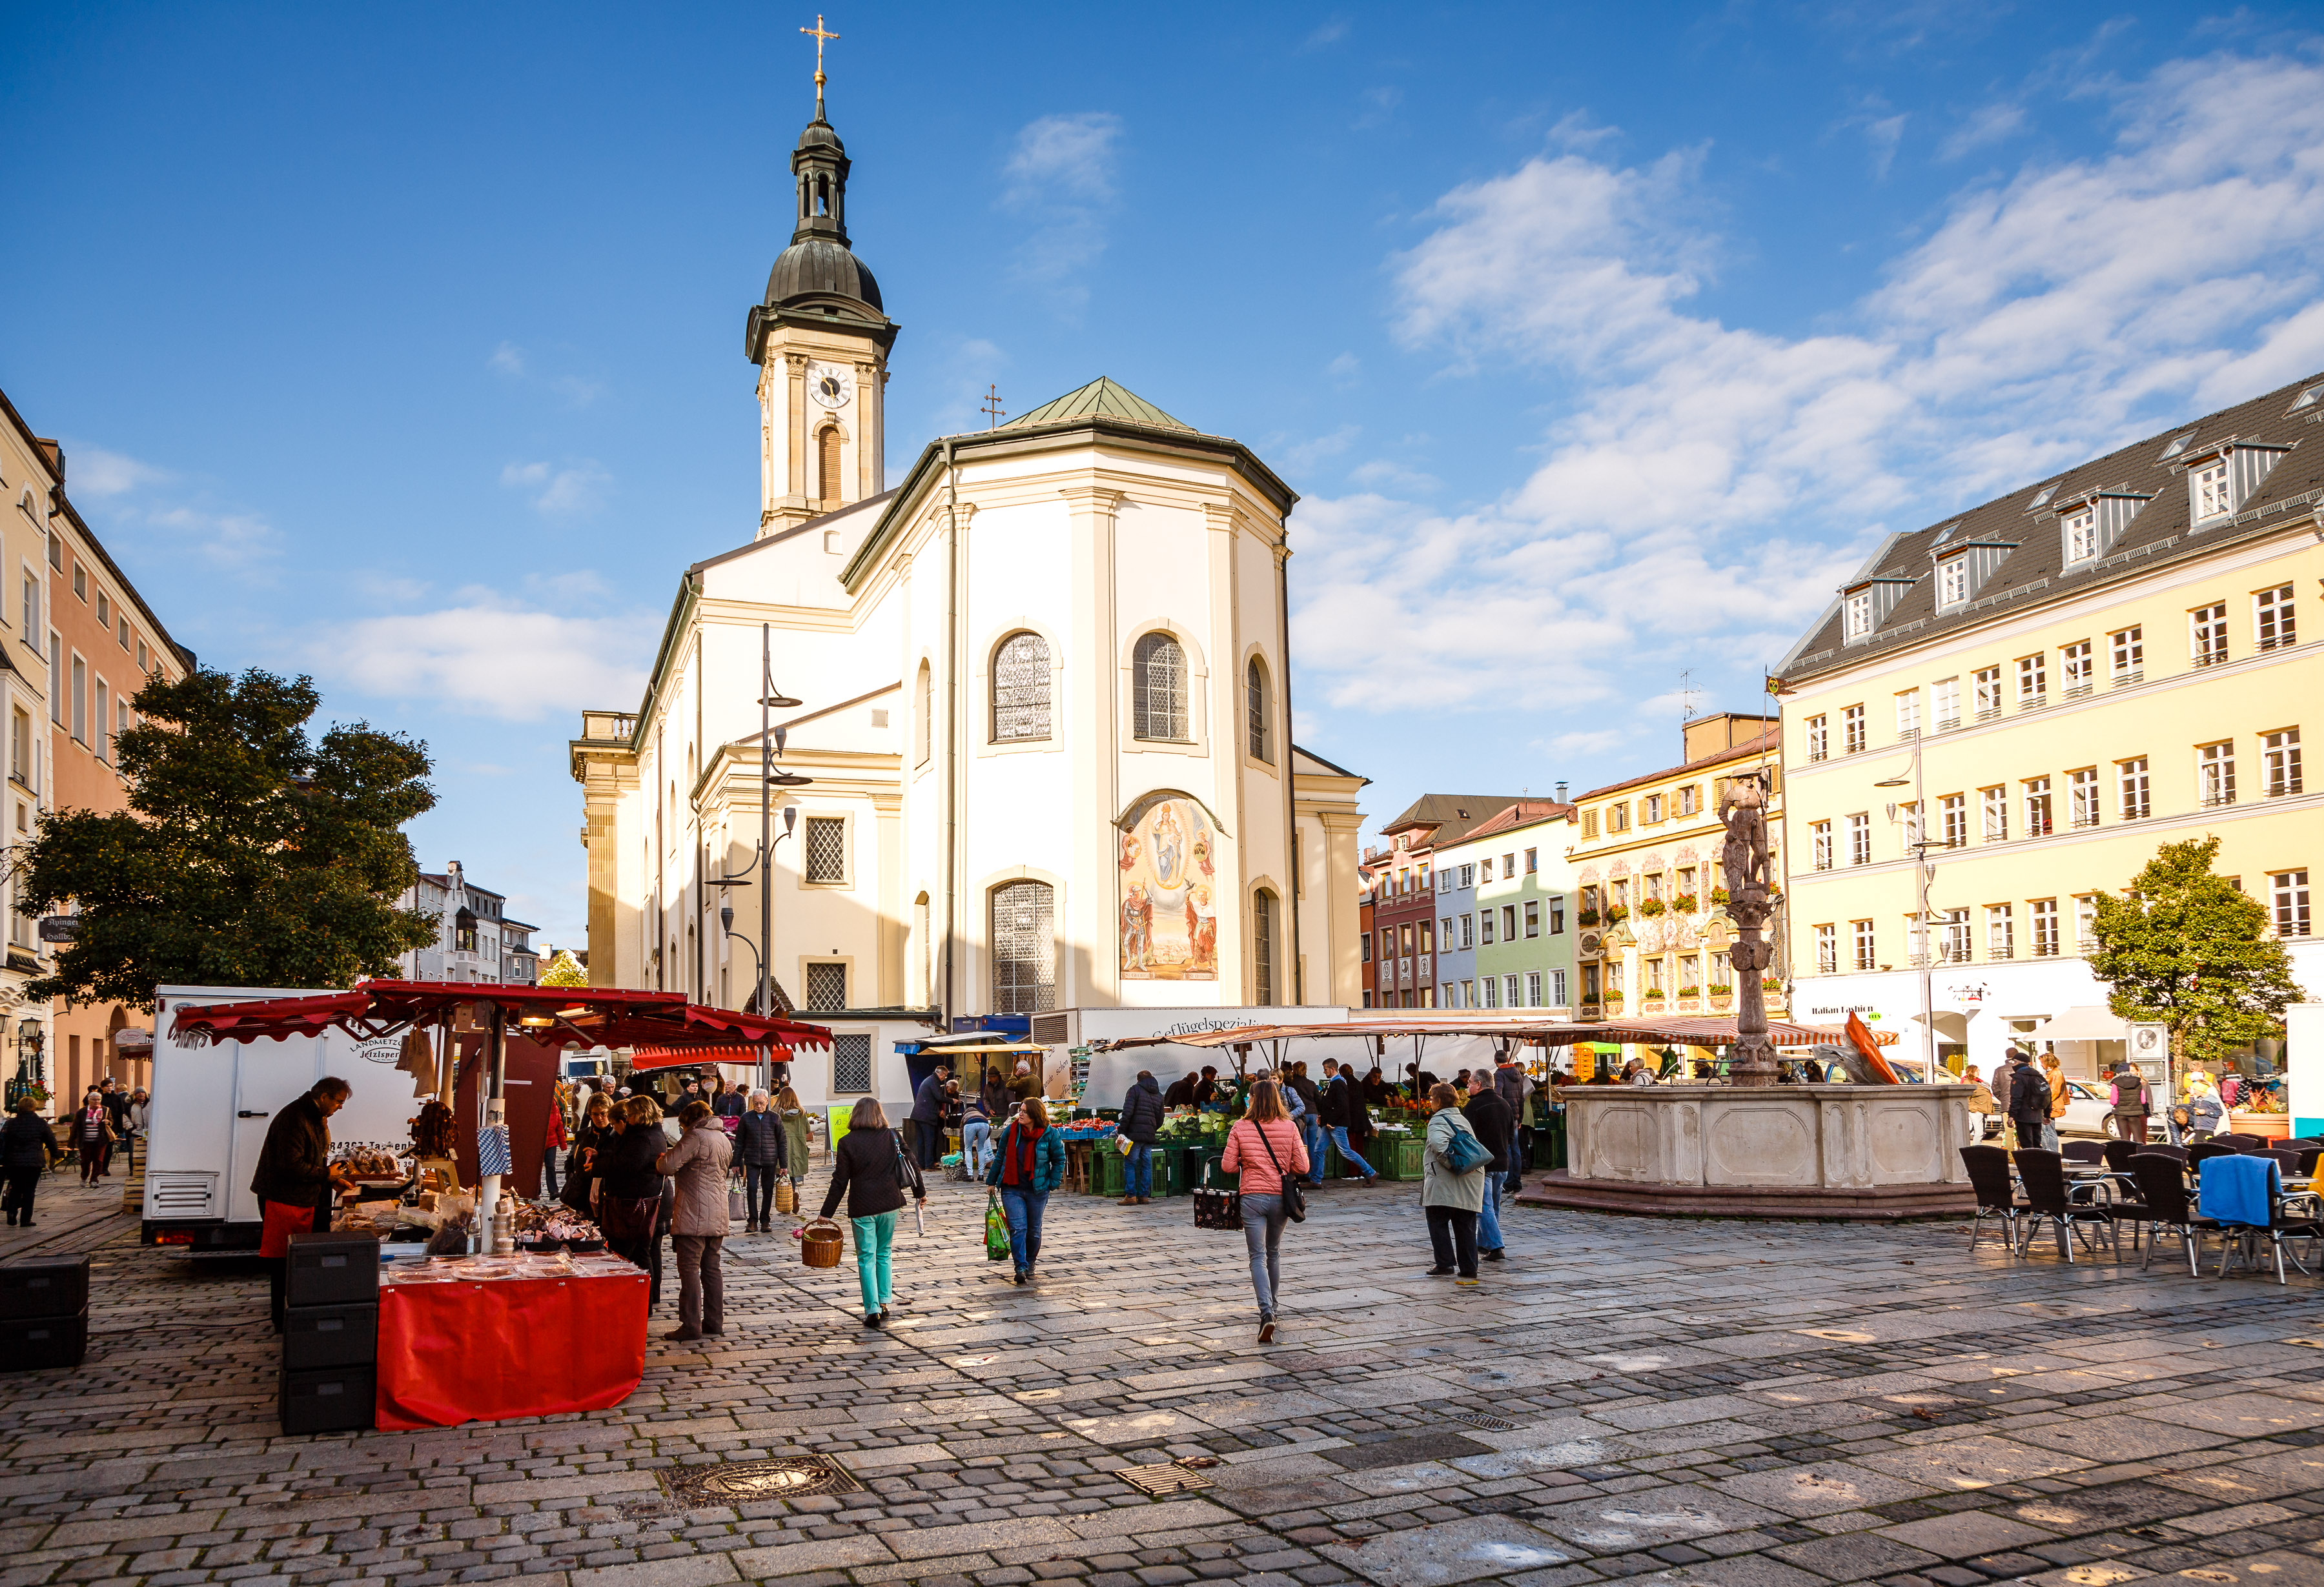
570, 97, 1367, 1104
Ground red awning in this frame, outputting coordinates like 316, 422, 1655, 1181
167, 980, 831, 1055
626, 1045, 795, 1073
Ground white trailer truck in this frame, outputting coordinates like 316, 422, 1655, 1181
141, 985, 420, 1249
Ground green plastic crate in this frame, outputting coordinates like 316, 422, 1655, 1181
1396, 1136, 1427, 1180
1096, 1144, 1126, 1195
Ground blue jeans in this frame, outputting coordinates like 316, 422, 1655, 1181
1301, 1123, 1326, 1186
1241, 1192, 1286, 1318
1328, 1126, 1376, 1179
850, 1209, 897, 1317
964, 1120, 994, 1176
1125, 1144, 1152, 1198
1476, 1178, 1503, 1251
999, 1185, 1048, 1276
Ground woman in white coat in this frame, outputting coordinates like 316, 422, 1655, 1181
1422, 1082, 1488, 1284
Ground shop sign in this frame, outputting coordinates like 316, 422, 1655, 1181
1944, 981, 1990, 1007
2127, 1022, 2168, 1062
1805, 1004, 1884, 1020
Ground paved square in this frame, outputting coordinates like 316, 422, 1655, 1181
5, 1168, 2324, 1587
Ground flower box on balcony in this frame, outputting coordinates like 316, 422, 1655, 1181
1604, 905, 1630, 924
1578, 910, 1602, 927
1710, 887, 1729, 905
1640, 900, 1667, 918
1673, 895, 1698, 914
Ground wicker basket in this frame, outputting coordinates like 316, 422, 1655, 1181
774, 1177, 796, 1216
800, 1217, 844, 1268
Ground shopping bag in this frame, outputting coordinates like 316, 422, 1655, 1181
728, 1178, 748, 1221
1192, 1160, 1243, 1232
984, 1191, 1012, 1262
775, 1177, 796, 1216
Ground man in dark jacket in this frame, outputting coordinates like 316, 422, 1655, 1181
1493, 1057, 1529, 1197
2003, 1050, 2046, 1148
1286, 1063, 1327, 1190
733, 1093, 790, 1233
1191, 1067, 1220, 1107
0, 1099, 58, 1227
1162, 1071, 1198, 1107
908, 1066, 950, 1169
252, 1077, 354, 1331
1117, 1072, 1165, 1205
1463, 1072, 1514, 1260
1318, 1059, 1381, 1186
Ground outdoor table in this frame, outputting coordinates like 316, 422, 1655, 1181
374, 1253, 647, 1430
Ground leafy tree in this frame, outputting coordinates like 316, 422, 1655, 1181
15, 669, 438, 1011
536, 949, 588, 987
2089, 836, 2302, 1067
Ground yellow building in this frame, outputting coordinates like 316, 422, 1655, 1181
1565, 714, 1786, 1047
1772, 372, 2324, 1081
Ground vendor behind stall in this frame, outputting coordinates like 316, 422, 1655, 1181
254, 1076, 356, 1332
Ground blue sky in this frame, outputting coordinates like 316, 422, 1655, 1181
6, 3, 2324, 947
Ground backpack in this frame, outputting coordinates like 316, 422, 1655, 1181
2020, 1067, 2052, 1117
1440, 1121, 1491, 1175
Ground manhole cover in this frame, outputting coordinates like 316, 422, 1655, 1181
1118, 1462, 1214, 1497
1447, 1412, 1517, 1432
661, 1457, 862, 1504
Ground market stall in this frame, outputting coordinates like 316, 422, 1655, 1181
170, 981, 830, 1429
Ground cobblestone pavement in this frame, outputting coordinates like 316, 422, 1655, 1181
6, 1163, 2324, 1587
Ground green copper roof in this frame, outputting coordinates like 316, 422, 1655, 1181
1001, 377, 1193, 432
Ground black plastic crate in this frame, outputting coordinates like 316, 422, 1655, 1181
280, 1363, 376, 1435
285, 1230, 378, 1306
0, 1254, 90, 1320
0, 1309, 88, 1371
282, 1302, 378, 1370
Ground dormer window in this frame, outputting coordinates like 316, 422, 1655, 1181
1937, 556, 1968, 609
1844, 590, 1873, 639
2160, 432, 2195, 461
2184, 441, 2288, 527
2290, 385, 2323, 416
2052, 491, 2148, 565
2063, 507, 2098, 564
2192, 457, 2232, 521
2027, 483, 2059, 511
1840, 574, 1915, 643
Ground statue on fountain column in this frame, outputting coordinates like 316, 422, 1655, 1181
1718, 773, 1779, 1084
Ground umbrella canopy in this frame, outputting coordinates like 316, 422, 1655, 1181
1099, 1014, 1895, 1051
2022, 1006, 2128, 1042
167, 980, 831, 1056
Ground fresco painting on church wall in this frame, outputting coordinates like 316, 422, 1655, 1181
1119, 796, 1217, 981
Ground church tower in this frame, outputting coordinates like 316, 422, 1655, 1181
746, 72, 899, 538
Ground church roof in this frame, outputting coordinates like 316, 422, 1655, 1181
1002, 378, 1192, 433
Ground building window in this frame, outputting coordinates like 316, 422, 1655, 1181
2264, 729, 2303, 796
2032, 898, 2059, 958
1245, 658, 1272, 762
804, 962, 848, 1013
2106, 758, 2147, 822
1525, 847, 1539, 872
1548, 896, 1565, 934
1815, 924, 1837, 975
1549, 969, 1568, 1006
2257, 584, 2296, 651
69, 656, 85, 743
2111, 627, 2144, 684
1502, 903, 1518, 938
1932, 793, 1963, 849
1640, 793, 1661, 823
1938, 556, 1969, 606
1525, 971, 1543, 1008
816, 425, 842, 503
2063, 508, 2098, 563
2192, 456, 2232, 520
1975, 666, 2002, 721
18, 574, 32, 640
2074, 895, 2099, 954
1981, 785, 2008, 842
117, 616, 130, 651
831, 1031, 872, 1093
95, 592, 108, 627
915, 662, 932, 767
2273, 871, 2312, 938
1847, 813, 1871, 865
1851, 919, 1876, 972
1251, 889, 1278, 1004
2191, 603, 2229, 667
1480, 976, 1500, 1009
94, 681, 108, 763
2062, 640, 2092, 697
1806, 716, 1828, 761
1845, 590, 1874, 639
990, 880, 1056, 1013
8, 711, 26, 790
2069, 767, 2099, 829
1582, 809, 1598, 838
2016, 654, 2046, 707
1895, 691, 1920, 738
1842, 704, 1866, 754
2023, 776, 2053, 837
1937, 908, 1970, 964
1479, 910, 1495, 945
1811, 821, 1832, 871
1131, 632, 1188, 740
1609, 802, 1629, 833
805, 816, 848, 882
992, 632, 1052, 742
71, 564, 85, 602
1932, 678, 1960, 731
1986, 904, 2014, 961
2198, 740, 2236, 807
1456, 914, 1471, 949
1524, 900, 1540, 938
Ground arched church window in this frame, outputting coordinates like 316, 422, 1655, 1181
915, 662, 932, 767
992, 632, 1051, 742
1245, 658, 1272, 763
1132, 632, 1187, 742
1251, 889, 1278, 1006
817, 427, 842, 504
815, 174, 829, 216
991, 880, 1055, 1014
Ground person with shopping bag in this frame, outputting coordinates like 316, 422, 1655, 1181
733, 1092, 789, 1233
1422, 1082, 1490, 1284
1218, 1080, 1309, 1342
984, 1098, 1065, 1286
655, 1100, 733, 1342
819, 1097, 924, 1329
775, 1087, 813, 1202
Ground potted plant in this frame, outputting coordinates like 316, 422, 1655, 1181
1578, 909, 1602, 927
1760, 976, 1782, 991
1640, 898, 1666, 918
1673, 893, 1698, 914
1710, 887, 1729, 905
1641, 989, 1666, 1004
1601, 990, 1624, 1007
1677, 984, 1700, 998
1707, 982, 1734, 1010
1605, 904, 1629, 924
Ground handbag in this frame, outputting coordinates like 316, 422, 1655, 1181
728, 1174, 748, 1222
775, 1176, 796, 1216
984, 1190, 1012, 1262
1252, 1122, 1306, 1223
1441, 1121, 1491, 1175
1192, 1158, 1243, 1231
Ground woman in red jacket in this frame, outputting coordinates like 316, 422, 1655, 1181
1219, 1079, 1309, 1343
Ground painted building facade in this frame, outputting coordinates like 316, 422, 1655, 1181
396, 862, 540, 985
1451, 802, 1579, 1014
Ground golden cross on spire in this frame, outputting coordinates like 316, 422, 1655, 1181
800, 14, 839, 117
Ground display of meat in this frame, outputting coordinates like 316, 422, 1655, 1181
411, 1100, 458, 1158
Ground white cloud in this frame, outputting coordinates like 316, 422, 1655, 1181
1299, 47, 2324, 722
314, 601, 651, 722
60, 442, 278, 564
1939, 101, 2028, 159
1002, 113, 1123, 303
1300, 17, 1348, 51
500, 460, 611, 517
67, 445, 168, 498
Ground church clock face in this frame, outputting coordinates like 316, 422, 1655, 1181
808, 362, 853, 410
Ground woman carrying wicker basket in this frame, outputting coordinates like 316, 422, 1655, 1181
818, 1097, 925, 1329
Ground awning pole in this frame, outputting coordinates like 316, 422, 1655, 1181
483, 1004, 513, 1256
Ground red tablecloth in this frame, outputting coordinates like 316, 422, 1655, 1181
375, 1269, 648, 1430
